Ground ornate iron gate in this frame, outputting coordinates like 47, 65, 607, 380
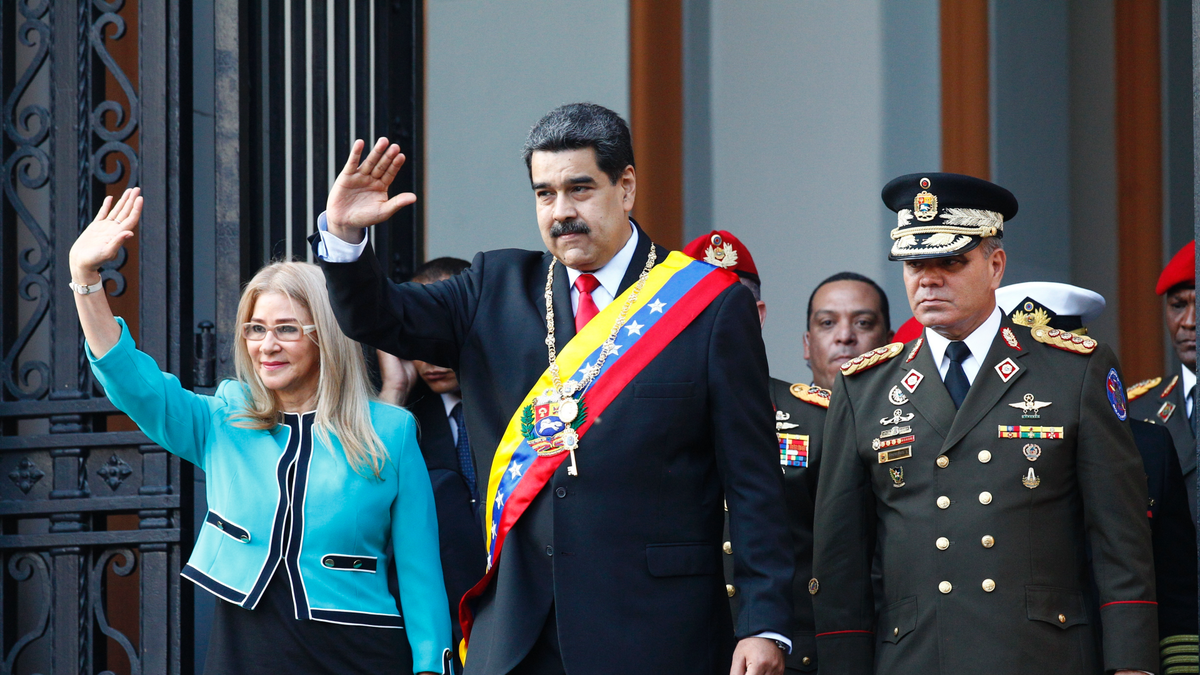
0, 1, 190, 673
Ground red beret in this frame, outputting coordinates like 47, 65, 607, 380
893, 316, 924, 343
682, 231, 759, 283
1156, 240, 1195, 295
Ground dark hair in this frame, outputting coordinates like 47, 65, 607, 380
522, 103, 635, 185
411, 256, 470, 283
806, 272, 891, 331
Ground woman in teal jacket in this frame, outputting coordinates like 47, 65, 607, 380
71, 188, 452, 675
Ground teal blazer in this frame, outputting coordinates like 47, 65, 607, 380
88, 318, 452, 674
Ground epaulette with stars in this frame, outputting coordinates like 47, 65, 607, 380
1029, 326, 1097, 355
840, 342, 905, 376
790, 383, 831, 408
1126, 376, 1162, 402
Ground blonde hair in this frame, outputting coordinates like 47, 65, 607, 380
230, 261, 388, 478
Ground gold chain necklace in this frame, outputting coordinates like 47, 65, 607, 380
542, 243, 657, 475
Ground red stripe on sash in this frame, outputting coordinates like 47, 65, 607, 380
457, 268, 737, 651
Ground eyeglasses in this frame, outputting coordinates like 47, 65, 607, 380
241, 322, 317, 342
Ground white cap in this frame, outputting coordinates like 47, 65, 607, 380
995, 281, 1106, 326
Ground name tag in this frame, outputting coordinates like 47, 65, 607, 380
878, 446, 912, 464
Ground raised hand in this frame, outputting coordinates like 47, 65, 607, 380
325, 137, 417, 242
70, 188, 143, 284
377, 349, 419, 407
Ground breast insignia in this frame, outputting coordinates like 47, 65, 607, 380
840, 342, 905, 376
1029, 326, 1097, 354
1125, 377, 1161, 401
790, 383, 832, 408
1161, 375, 1179, 399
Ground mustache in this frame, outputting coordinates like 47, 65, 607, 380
550, 219, 591, 238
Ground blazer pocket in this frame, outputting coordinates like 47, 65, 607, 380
645, 542, 719, 577
878, 596, 918, 644
634, 382, 695, 399
1026, 586, 1087, 629
320, 554, 378, 573
205, 510, 251, 543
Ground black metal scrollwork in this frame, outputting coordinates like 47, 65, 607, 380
92, 548, 141, 675
1, 551, 53, 674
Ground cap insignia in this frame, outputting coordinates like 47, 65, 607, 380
919, 176, 931, 189
790, 383, 831, 409
1030, 326, 1097, 355
914, 190, 938, 222
1010, 307, 1050, 329
841, 342, 905, 376
703, 233, 738, 269
1126, 376, 1162, 402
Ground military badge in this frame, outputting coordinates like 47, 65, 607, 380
889, 386, 909, 405
901, 369, 924, 393
1001, 327, 1022, 351
998, 425, 1064, 439
779, 433, 809, 468
1022, 443, 1042, 461
1022, 468, 1041, 489
702, 233, 738, 269
775, 409, 799, 431
994, 358, 1020, 382
878, 446, 913, 465
1157, 401, 1176, 423
913, 190, 938, 222
521, 393, 587, 458
1030, 326, 1097, 354
873, 434, 914, 451
889, 466, 906, 487
808, 578, 819, 595
906, 337, 924, 363
1106, 368, 1127, 421
879, 425, 911, 439
790, 383, 832, 408
1161, 375, 1179, 398
1008, 393, 1051, 419
1126, 376, 1161, 401
881, 409, 915, 426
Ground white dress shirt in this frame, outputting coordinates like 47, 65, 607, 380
1182, 364, 1196, 419
442, 392, 463, 445
923, 307, 1003, 386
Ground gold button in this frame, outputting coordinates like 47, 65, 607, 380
802, 657, 811, 666
893, 627, 899, 636
978, 450, 992, 463
1058, 614, 1066, 624
981, 535, 995, 548
982, 578, 996, 592
936, 455, 949, 468
937, 496, 950, 509
979, 491, 992, 505
723, 541, 732, 555
727, 584, 736, 598
936, 537, 950, 550
939, 581, 952, 594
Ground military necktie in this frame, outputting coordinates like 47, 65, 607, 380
451, 402, 477, 500
574, 274, 601, 333
944, 341, 972, 409
1190, 384, 1197, 437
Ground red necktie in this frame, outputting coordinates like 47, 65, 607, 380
574, 274, 601, 333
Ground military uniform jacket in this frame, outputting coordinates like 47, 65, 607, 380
812, 319, 1158, 675
724, 378, 828, 672
1128, 371, 1197, 523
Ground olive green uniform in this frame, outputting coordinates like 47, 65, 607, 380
811, 320, 1158, 674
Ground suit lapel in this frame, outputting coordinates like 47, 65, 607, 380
551, 257, 575, 353
941, 321, 1030, 453
902, 336, 956, 441
617, 220, 657, 295
1166, 377, 1197, 473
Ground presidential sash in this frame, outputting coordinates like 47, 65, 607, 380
457, 252, 737, 653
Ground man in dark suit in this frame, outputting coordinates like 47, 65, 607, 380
812, 173, 1157, 674
313, 103, 792, 675
683, 231, 894, 673
1128, 240, 1197, 523
377, 256, 482, 674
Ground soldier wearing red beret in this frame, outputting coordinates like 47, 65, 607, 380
1128, 240, 1197, 522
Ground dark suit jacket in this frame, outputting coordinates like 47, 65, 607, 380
317, 225, 793, 675
724, 378, 827, 673
1129, 420, 1197, 639
813, 320, 1158, 675
1128, 371, 1197, 523
405, 382, 487, 664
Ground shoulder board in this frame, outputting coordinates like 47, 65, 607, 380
1029, 326, 1097, 354
1126, 376, 1163, 401
790, 383, 831, 408
1161, 375, 1180, 398
840, 342, 905, 376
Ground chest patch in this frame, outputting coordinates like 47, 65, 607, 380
1157, 401, 1176, 423
779, 433, 809, 467
994, 358, 1020, 382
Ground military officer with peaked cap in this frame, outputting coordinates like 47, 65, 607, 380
997, 281, 1198, 673
683, 231, 894, 673
811, 173, 1158, 674
1128, 240, 1197, 523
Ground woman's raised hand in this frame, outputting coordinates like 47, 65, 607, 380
325, 137, 417, 242
70, 188, 143, 284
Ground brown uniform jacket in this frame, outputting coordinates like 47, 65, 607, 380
812, 318, 1157, 674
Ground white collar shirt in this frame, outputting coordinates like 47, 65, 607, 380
441, 391, 463, 444
923, 306, 1002, 386
566, 220, 638, 315
1182, 365, 1196, 418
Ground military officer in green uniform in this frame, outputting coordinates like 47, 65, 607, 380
1128, 239, 1197, 523
811, 173, 1158, 675
683, 232, 894, 673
